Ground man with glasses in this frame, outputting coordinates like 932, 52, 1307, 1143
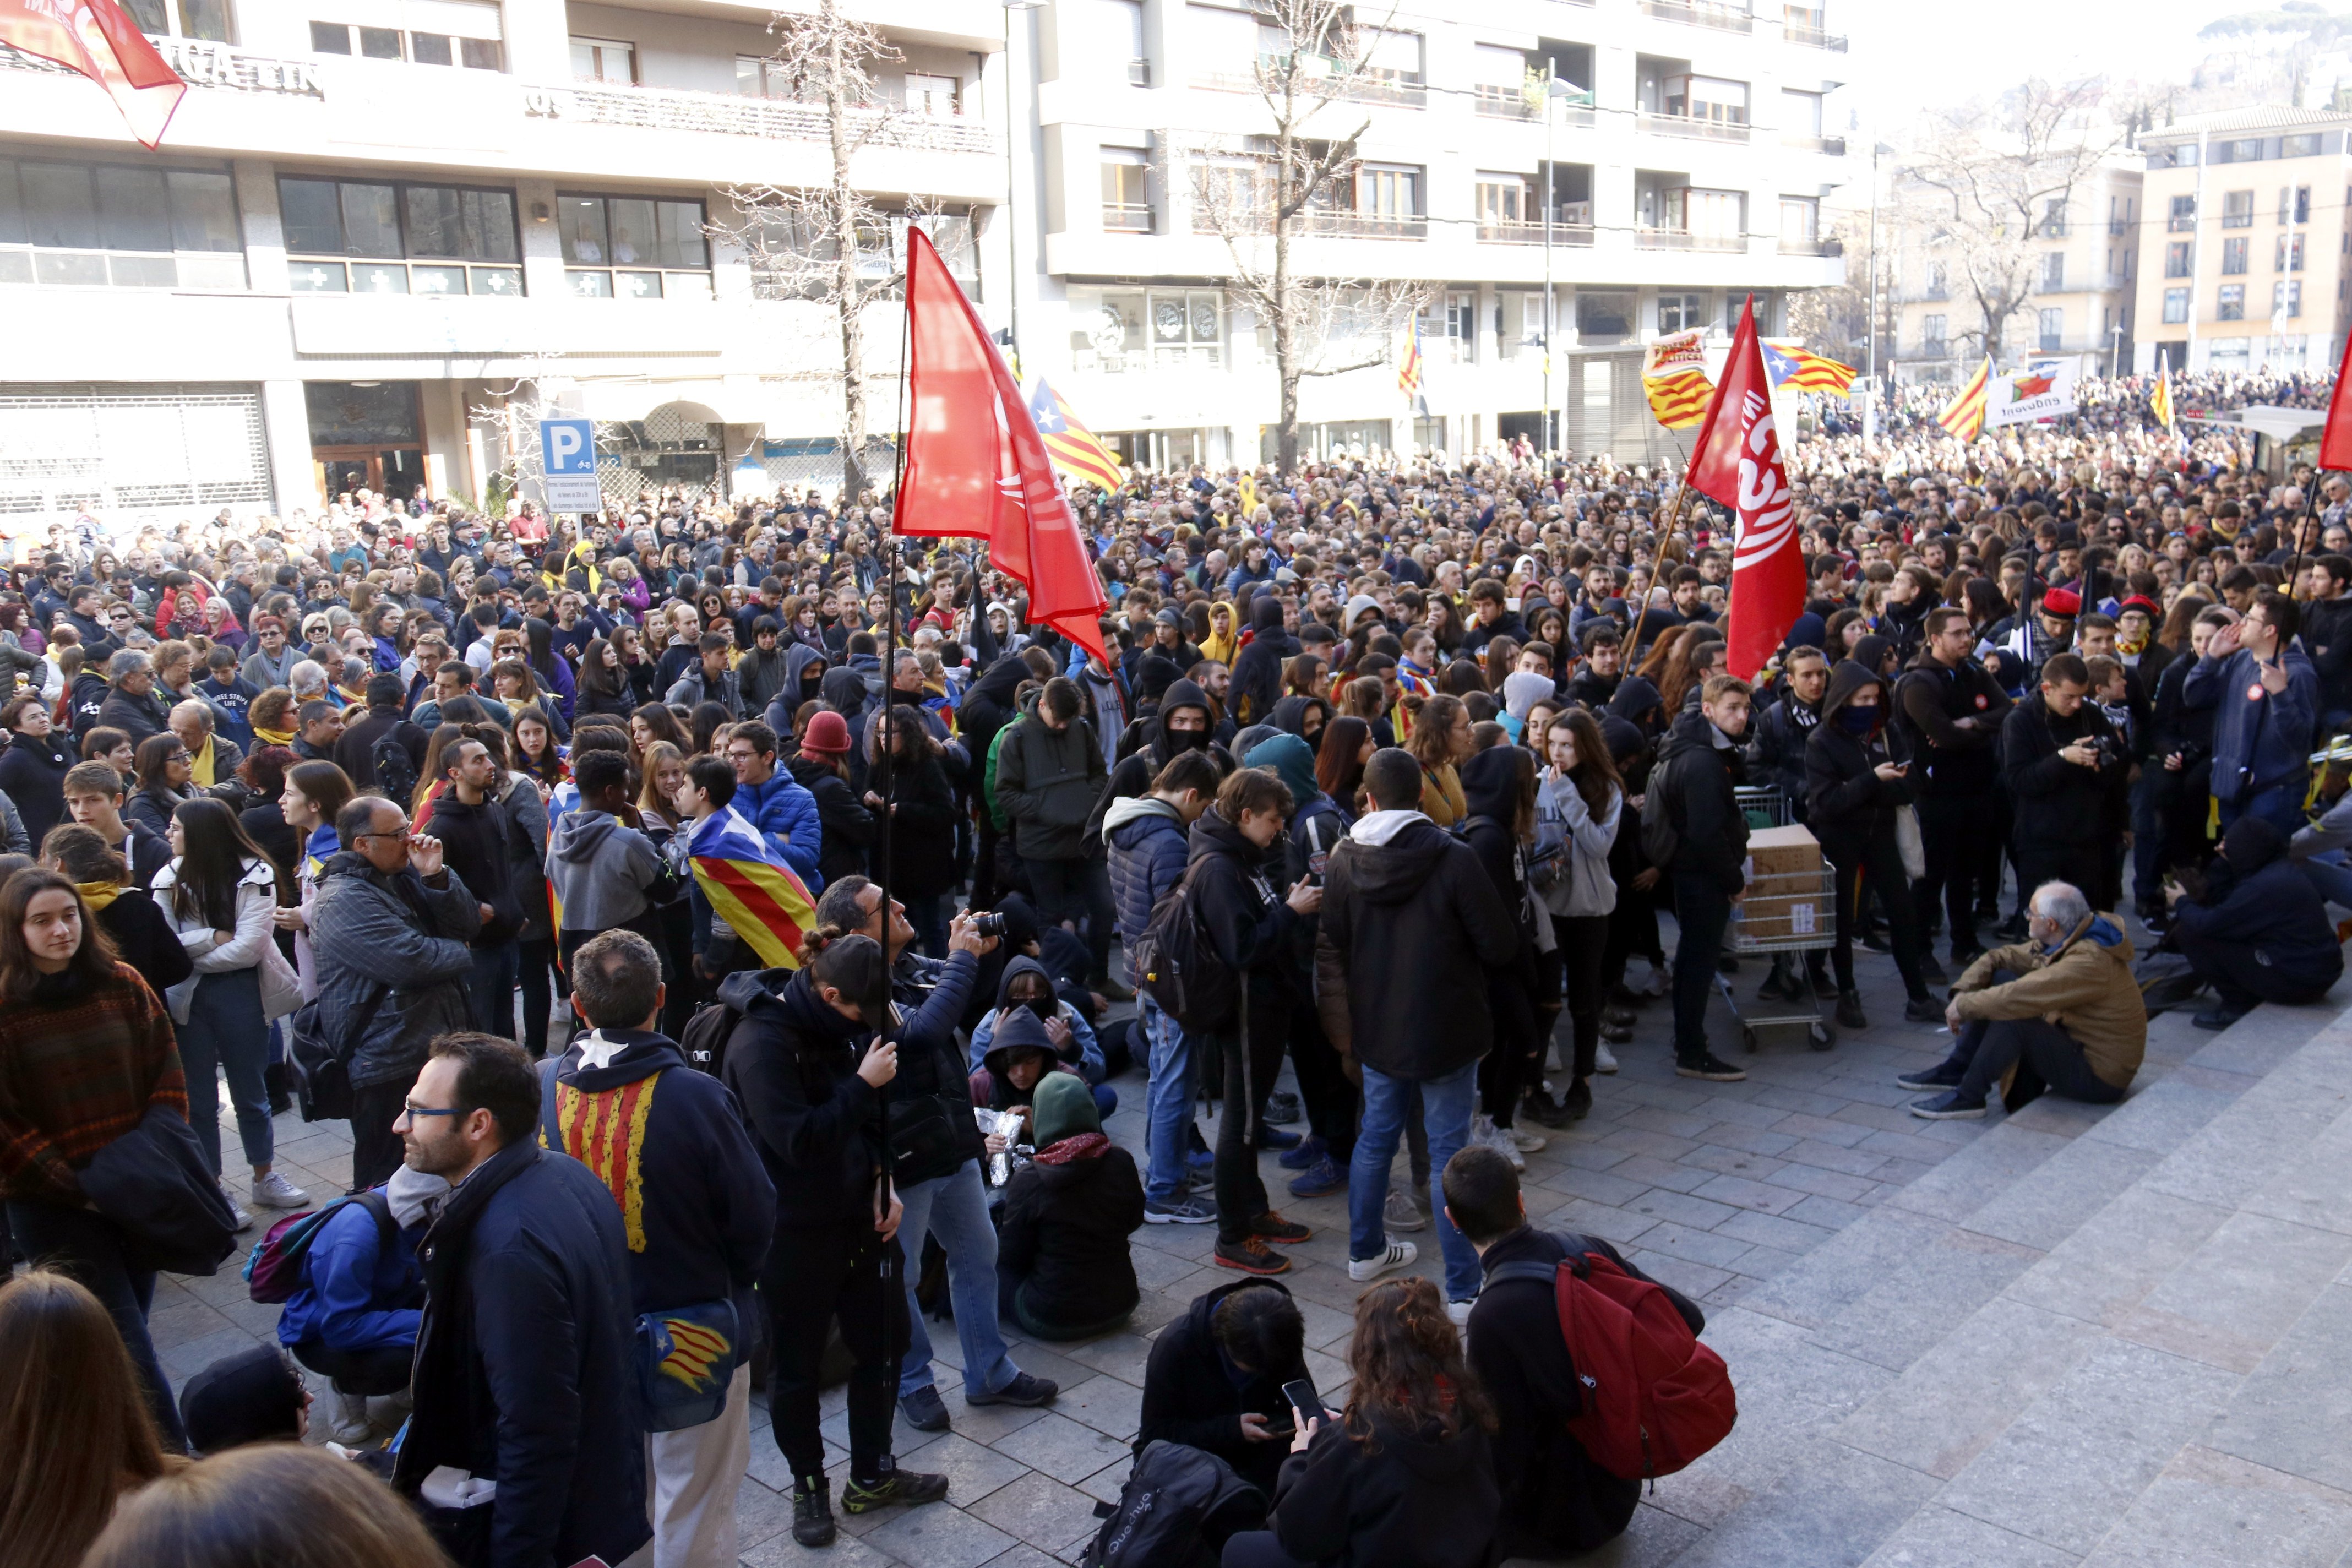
241, 616, 300, 690
96, 648, 171, 745
310, 794, 482, 1188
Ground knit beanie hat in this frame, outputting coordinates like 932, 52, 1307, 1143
1032, 1069, 1100, 1150
801, 710, 852, 755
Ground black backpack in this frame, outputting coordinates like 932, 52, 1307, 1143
1640, 750, 1684, 869
678, 997, 748, 1077
372, 732, 418, 809
1130, 860, 1237, 1033
1081, 1441, 1266, 1568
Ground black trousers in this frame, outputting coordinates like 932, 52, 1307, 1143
1027, 854, 1116, 983
350, 1079, 409, 1192
1827, 829, 1929, 1000
291, 1340, 415, 1397
2175, 925, 2335, 1011
1286, 999, 1355, 1163
9, 1197, 185, 1449
1478, 970, 1538, 1126
1950, 1016, 2126, 1108
1553, 916, 1609, 1080
516, 936, 563, 1059
1669, 872, 1732, 1058
763, 1219, 907, 1482
1913, 793, 1995, 946
1212, 1011, 1286, 1245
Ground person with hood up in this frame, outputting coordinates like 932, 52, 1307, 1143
993, 1070, 1145, 1341
760, 641, 832, 745
1228, 591, 1299, 730
1200, 600, 1242, 667
1458, 744, 1546, 1172
1903, 880, 2144, 1120
2166, 816, 2345, 1030
1804, 660, 1945, 1031
970, 954, 1115, 1119
1092, 676, 1232, 835
1316, 748, 1517, 1319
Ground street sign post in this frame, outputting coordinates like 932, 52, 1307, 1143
538, 418, 601, 513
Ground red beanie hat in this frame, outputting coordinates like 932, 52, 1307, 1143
801, 710, 851, 755
2041, 586, 2082, 617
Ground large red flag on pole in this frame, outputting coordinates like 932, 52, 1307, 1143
891, 227, 1109, 662
2320, 323, 2352, 472
1685, 295, 1803, 680
0, 0, 185, 149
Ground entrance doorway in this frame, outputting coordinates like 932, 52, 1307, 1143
307, 382, 426, 503
315, 448, 426, 502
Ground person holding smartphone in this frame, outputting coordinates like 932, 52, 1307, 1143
1805, 660, 1943, 1033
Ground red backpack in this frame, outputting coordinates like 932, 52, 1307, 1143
1484, 1235, 1737, 1482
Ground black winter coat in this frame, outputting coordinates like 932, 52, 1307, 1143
1804, 663, 1914, 865
1187, 805, 1302, 1026
2000, 693, 2124, 862
1743, 690, 1821, 819
1650, 709, 1749, 892
95, 887, 195, 993
426, 792, 522, 944
786, 754, 877, 886
1134, 1278, 1310, 1494
875, 750, 957, 899
1228, 595, 1298, 729
1265, 1412, 1499, 1568
0, 729, 74, 847
396, 1139, 650, 1568
996, 1136, 1143, 1329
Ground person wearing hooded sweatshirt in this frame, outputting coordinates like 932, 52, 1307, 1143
547, 750, 682, 973
541, 930, 776, 1568
276, 1164, 448, 1444
994, 1071, 1145, 1340
970, 953, 1114, 1117
761, 641, 833, 745
1092, 676, 1233, 838
1805, 660, 1945, 1031
1904, 880, 2144, 1120
2167, 816, 2345, 1030
1229, 591, 1299, 730
1646, 676, 1754, 1081
996, 677, 1115, 982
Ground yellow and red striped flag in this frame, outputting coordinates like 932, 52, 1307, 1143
687, 804, 815, 970
1645, 370, 1715, 429
1026, 379, 1126, 492
1398, 318, 1425, 404
2151, 349, 2175, 432
1938, 358, 1992, 442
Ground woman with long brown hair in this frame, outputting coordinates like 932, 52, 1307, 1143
1405, 693, 1472, 827
0, 868, 190, 1449
1314, 714, 1374, 815
0, 1268, 183, 1568
81, 1442, 444, 1568
1534, 710, 1625, 1121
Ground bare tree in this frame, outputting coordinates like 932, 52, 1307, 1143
1786, 211, 1875, 367
1189, 0, 1432, 473
1901, 80, 2119, 364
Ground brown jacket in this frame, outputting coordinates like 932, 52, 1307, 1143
1951, 913, 2146, 1089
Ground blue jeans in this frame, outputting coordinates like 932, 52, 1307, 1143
178, 967, 273, 1174
897, 1159, 1021, 1400
1348, 1059, 1479, 1301
467, 942, 518, 1039
2302, 850, 2352, 909
2219, 785, 2304, 838
1137, 993, 1195, 1202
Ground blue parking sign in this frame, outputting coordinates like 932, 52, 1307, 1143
538, 418, 601, 511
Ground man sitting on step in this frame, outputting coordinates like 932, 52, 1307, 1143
1902, 880, 2146, 1121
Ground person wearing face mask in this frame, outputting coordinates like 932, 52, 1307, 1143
1089, 677, 1231, 837
1805, 662, 1943, 1032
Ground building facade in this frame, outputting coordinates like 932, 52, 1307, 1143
2129, 106, 2352, 379
0, 0, 1847, 529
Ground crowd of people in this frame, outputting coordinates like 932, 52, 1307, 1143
3, 366, 2351, 1567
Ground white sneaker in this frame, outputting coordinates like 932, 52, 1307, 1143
1384, 1188, 1428, 1232
251, 1170, 309, 1210
1594, 1042, 1620, 1075
1641, 962, 1672, 998
1447, 1299, 1473, 1328
220, 1184, 253, 1233
326, 1390, 375, 1445
1508, 1125, 1547, 1153
1348, 1239, 1418, 1282
1478, 1115, 1526, 1171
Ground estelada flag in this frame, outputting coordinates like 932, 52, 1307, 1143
0, 0, 184, 148
1686, 295, 1803, 680
1762, 340, 1859, 394
687, 804, 816, 970
892, 227, 1109, 663
2150, 349, 2175, 432
2321, 328, 2352, 471
1027, 380, 1126, 493
1938, 358, 1991, 442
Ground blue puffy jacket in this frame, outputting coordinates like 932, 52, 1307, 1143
1103, 794, 1189, 940
733, 770, 825, 887
276, 1189, 425, 1355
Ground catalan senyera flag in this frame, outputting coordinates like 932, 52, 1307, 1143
2150, 350, 2175, 432
1643, 328, 1714, 429
1398, 319, 1425, 403
688, 804, 816, 970
1763, 340, 1859, 394
1027, 380, 1126, 493
1938, 357, 1992, 442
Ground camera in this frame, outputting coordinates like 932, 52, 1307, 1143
970, 911, 1008, 939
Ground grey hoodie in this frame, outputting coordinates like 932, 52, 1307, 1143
548, 808, 674, 932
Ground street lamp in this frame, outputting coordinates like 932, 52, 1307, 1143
1000, 0, 1044, 370
1539, 74, 1584, 454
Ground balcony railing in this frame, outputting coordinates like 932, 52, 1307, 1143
1639, 111, 1751, 143
1636, 228, 1749, 252
1782, 21, 1848, 48
1476, 221, 1596, 246
2221, 211, 2253, 228
1782, 133, 1846, 155
1640, 0, 1755, 30
520, 83, 1000, 154
2039, 221, 2069, 238
2109, 218, 2132, 235
1102, 203, 1154, 233
2168, 214, 2197, 231
1778, 236, 1842, 256
1304, 211, 1428, 238
1194, 64, 1424, 107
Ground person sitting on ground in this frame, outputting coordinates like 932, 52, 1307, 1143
2166, 815, 2346, 1030
178, 1343, 309, 1455
1217, 1274, 1500, 1568
274, 1163, 448, 1445
1444, 1145, 1703, 1559
1903, 880, 2145, 1119
1135, 1279, 1313, 1496
994, 1071, 1145, 1341
968, 1005, 1088, 1144
968, 954, 1115, 1118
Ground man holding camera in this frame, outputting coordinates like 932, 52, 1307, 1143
2001, 652, 2126, 916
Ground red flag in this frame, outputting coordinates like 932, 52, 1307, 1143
2322, 324, 2352, 472
0, 0, 185, 149
892, 227, 1108, 662
1686, 296, 1803, 680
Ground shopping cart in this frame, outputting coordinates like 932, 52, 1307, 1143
1717, 787, 1837, 1052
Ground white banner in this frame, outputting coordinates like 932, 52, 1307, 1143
1985, 359, 2079, 428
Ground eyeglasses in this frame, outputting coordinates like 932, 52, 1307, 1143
351, 827, 410, 845
400, 1101, 464, 1119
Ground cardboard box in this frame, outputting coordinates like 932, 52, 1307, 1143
1735, 824, 1827, 943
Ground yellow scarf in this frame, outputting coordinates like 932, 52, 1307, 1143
76, 879, 123, 912
189, 737, 217, 788
253, 726, 296, 749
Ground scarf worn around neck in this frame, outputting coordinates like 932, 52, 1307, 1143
76, 879, 124, 912
253, 726, 296, 748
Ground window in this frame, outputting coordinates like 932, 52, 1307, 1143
2038, 307, 2063, 351
905, 73, 959, 116
750, 210, 974, 299
276, 176, 520, 295
2162, 287, 2189, 324
311, 23, 404, 57
1925, 259, 1947, 297
2284, 133, 2324, 158
0, 157, 242, 288
2169, 194, 2196, 231
2275, 279, 2302, 318
1073, 287, 1222, 372
1781, 196, 1819, 243
570, 36, 635, 83
1474, 172, 1533, 228
558, 195, 709, 299
2039, 251, 2064, 290
2040, 198, 2067, 237
1921, 313, 1947, 354
1362, 28, 1423, 85
1420, 291, 1473, 362
2279, 232, 2306, 271
2222, 189, 2254, 228
1782, 88, 1822, 137
2218, 283, 2245, 320
736, 56, 783, 96
1355, 163, 1423, 217
1086, 0, 1148, 85
1659, 292, 1707, 332
2281, 184, 2311, 224
312, 7, 502, 69
1576, 292, 1634, 340
1666, 74, 1749, 124
2165, 241, 2191, 279
122, 0, 230, 40
1100, 146, 1151, 232
2222, 237, 2248, 274
1473, 44, 1528, 112
2209, 335, 2250, 367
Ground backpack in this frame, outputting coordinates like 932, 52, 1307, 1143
286, 995, 358, 1121
1130, 859, 1238, 1033
372, 732, 419, 810
678, 997, 748, 1077
1484, 1233, 1736, 1483
1638, 752, 1683, 869
1080, 1440, 1266, 1568
243, 1189, 394, 1304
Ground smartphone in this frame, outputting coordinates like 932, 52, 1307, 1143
1282, 1378, 1330, 1426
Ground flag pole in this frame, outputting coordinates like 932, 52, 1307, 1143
872, 231, 917, 1280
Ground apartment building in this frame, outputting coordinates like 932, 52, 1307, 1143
2130, 106, 2352, 378
1885, 152, 2143, 385
0, 0, 1847, 526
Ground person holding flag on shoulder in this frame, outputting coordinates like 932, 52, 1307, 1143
673, 753, 819, 985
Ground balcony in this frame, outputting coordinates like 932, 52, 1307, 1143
1102, 203, 1154, 234
1476, 221, 1595, 246
1640, 0, 1756, 31
1304, 211, 1428, 239
2039, 221, 2069, 238
2109, 218, 2133, 235
2220, 211, 2253, 229
1778, 236, 1842, 256
1639, 112, 1751, 144
1636, 227, 1748, 252
520, 82, 1000, 155
1783, 133, 1847, 155
2168, 214, 2197, 231
1192, 63, 1424, 108
1782, 20, 1848, 47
